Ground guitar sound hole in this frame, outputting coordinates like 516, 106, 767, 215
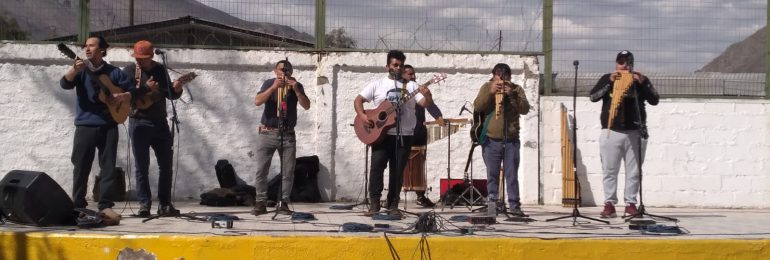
377, 112, 387, 121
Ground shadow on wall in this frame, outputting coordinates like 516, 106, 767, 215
575, 147, 597, 206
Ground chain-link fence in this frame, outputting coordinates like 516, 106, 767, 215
1, 0, 766, 97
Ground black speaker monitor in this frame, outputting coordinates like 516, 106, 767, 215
0, 170, 75, 226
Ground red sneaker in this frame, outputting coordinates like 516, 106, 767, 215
624, 203, 638, 217
600, 202, 617, 218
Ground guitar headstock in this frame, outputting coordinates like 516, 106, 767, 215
56, 43, 78, 60
429, 73, 447, 85
176, 72, 197, 85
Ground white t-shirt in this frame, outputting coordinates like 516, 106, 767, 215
359, 76, 424, 136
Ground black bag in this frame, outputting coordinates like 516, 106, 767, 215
200, 188, 239, 206
267, 155, 322, 203
215, 160, 238, 188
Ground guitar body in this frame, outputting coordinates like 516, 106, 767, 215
469, 111, 486, 143
94, 74, 130, 124
133, 72, 195, 110
353, 101, 397, 145
134, 90, 159, 110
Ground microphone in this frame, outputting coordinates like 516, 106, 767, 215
459, 103, 471, 115
154, 49, 165, 55
573, 60, 579, 67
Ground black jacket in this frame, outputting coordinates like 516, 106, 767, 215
589, 73, 659, 131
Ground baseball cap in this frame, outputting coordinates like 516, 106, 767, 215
131, 40, 154, 58
616, 50, 634, 65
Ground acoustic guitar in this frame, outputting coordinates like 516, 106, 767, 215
57, 43, 130, 124
133, 72, 196, 109
353, 73, 447, 145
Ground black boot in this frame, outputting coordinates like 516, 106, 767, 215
364, 198, 381, 216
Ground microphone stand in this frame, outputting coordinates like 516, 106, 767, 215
389, 72, 416, 217
546, 60, 609, 225
272, 63, 293, 220
623, 67, 677, 223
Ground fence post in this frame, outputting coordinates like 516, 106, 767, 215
766, 0, 769, 98
315, 0, 326, 50
543, 0, 553, 95
77, 0, 89, 43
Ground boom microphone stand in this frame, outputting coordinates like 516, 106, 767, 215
389, 71, 416, 217
272, 59, 293, 220
623, 66, 677, 223
546, 60, 609, 225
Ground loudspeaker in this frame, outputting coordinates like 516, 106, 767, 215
0, 170, 75, 226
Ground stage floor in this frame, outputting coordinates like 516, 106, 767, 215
2, 200, 769, 240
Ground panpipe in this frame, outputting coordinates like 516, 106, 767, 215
607, 70, 634, 133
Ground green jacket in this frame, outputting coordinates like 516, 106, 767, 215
473, 81, 530, 140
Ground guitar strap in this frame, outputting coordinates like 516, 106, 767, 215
478, 111, 494, 145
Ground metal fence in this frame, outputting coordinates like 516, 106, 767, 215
1, 0, 767, 97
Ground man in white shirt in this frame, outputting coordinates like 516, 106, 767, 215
353, 50, 434, 216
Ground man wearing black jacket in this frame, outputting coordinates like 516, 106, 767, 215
123, 40, 184, 217
589, 50, 659, 218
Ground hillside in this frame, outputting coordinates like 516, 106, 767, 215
700, 26, 766, 73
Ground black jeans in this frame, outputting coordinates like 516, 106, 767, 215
129, 118, 174, 207
369, 135, 412, 205
71, 125, 119, 210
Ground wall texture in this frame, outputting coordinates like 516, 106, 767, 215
0, 43, 540, 204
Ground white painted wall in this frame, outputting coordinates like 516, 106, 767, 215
0, 43, 540, 205
541, 96, 770, 208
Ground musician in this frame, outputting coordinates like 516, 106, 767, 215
472, 63, 530, 217
590, 50, 659, 218
252, 60, 310, 215
354, 50, 434, 216
401, 65, 443, 208
122, 40, 184, 217
59, 36, 135, 215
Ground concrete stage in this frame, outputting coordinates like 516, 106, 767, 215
1, 201, 769, 259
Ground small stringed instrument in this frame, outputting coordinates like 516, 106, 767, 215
57, 43, 130, 124
353, 73, 447, 145
133, 71, 196, 109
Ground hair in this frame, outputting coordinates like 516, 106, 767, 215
386, 50, 406, 65
276, 60, 293, 74
87, 35, 110, 57
491, 63, 511, 80
403, 64, 414, 71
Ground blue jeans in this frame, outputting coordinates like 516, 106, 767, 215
481, 138, 521, 209
129, 118, 174, 207
254, 129, 296, 202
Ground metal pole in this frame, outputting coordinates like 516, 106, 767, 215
543, 0, 553, 95
315, 0, 326, 50
766, 0, 769, 98
78, 0, 89, 43
129, 0, 134, 26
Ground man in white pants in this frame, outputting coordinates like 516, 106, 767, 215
589, 50, 659, 218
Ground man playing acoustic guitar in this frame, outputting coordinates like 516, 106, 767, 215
60, 36, 135, 216
353, 50, 434, 216
122, 40, 186, 217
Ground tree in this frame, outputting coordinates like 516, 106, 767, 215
325, 27, 356, 48
0, 15, 27, 40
